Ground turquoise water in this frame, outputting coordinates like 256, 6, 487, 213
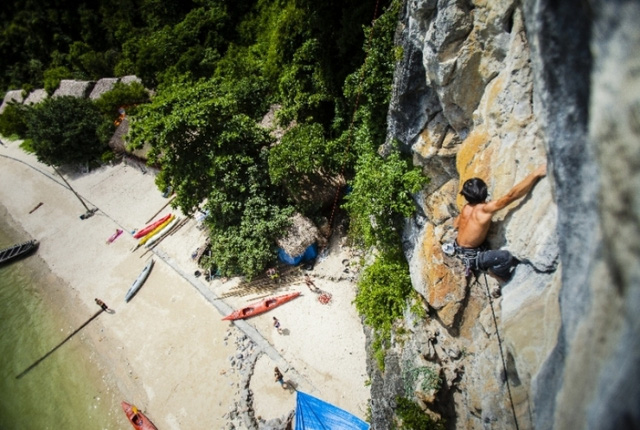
0, 224, 123, 429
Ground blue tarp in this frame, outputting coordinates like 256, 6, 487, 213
295, 391, 369, 430
278, 243, 317, 265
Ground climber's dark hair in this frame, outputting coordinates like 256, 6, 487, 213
460, 178, 488, 204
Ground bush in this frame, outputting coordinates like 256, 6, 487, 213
344, 148, 428, 253
354, 251, 414, 369
26, 96, 110, 167
0, 102, 30, 138
269, 123, 334, 185
395, 397, 445, 430
19, 139, 35, 153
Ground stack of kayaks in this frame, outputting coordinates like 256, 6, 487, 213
133, 214, 172, 239
144, 216, 180, 248
138, 215, 175, 246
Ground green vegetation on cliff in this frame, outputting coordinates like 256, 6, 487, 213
1, 1, 428, 300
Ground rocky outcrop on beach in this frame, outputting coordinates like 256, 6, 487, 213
369, 0, 640, 429
222, 329, 294, 430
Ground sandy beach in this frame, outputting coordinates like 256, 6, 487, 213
0, 138, 370, 429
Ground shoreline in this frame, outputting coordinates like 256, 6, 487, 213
0, 138, 370, 428
0, 202, 125, 428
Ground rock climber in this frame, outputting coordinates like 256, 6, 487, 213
451, 165, 547, 282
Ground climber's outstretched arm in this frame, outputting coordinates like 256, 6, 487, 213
483, 165, 546, 215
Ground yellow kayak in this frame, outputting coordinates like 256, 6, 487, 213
138, 215, 175, 246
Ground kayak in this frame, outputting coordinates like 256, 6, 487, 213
138, 215, 175, 246
133, 214, 172, 239
106, 229, 123, 244
222, 291, 301, 321
121, 401, 158, 430
125, 259, 154, 302
145, 216, 180, 248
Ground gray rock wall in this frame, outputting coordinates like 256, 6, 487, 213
370, 0, 640, 429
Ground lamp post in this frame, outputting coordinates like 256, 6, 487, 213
52, 166, 96, 219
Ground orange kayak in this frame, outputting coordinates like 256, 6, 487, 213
133, 214, 172, 239
222, 292, 301, 320
121, 401, 158, 430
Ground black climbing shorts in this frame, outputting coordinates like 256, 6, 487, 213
477, 250, 518, 280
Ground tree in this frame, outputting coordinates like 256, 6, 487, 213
269, 123, 331, 187
129, 77, 292, 278
94, 81, 150, 119
26, 96, 110, 166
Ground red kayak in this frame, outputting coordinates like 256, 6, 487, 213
133, 214, 172, 239
222, 292, 301, 320
121, 401, 158, 430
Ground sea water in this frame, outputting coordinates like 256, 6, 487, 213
0, 223, 123, 429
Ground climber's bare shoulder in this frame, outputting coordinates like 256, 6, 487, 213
455, 204, 493, 248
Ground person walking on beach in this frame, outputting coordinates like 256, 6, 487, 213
273, 316, 283, 334
304, 274, 319, 293
95, 298, 109, 312
274, 367, 287, 389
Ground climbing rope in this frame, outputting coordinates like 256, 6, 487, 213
479, 272, 520, 430
327, 0, 383, 234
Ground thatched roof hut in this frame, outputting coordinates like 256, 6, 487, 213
0, 90, 24, 114
276, 213, 320, 258
53, 80, 95, 98
108, 117, 129, 153
89, 78, 118, 100
120, 75, 142, 85
23, 89, 48, 105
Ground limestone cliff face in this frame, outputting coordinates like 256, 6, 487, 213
369, 0, 640, 429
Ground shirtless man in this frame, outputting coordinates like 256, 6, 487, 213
453, 165, 546, 281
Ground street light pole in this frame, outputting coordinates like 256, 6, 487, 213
52, 166, 92, 214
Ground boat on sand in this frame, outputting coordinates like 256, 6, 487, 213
138, 215, 175, 246
222, 291, 301, 321
133, 214, 172, 239
0, 240, 39, 265
125, 259, 154, 302
121, 401, 158, 430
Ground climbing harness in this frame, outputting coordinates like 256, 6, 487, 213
456, 243, 483, 277
476, 272, 520, 430
442, 241, 487, 277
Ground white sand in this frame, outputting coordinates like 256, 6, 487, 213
0, 138, 370, 429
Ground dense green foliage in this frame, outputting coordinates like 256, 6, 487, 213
0, 102, 29, 137
1, 0, 375, 95
93, 81, 150, 118
2, 1, 437, 424
26, 96, 110, 166
354, 251, 415, 369
339, 0, 428, 372
344, 149, 428, 252
3, 0, 429, 292
128, 77, 292, 278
